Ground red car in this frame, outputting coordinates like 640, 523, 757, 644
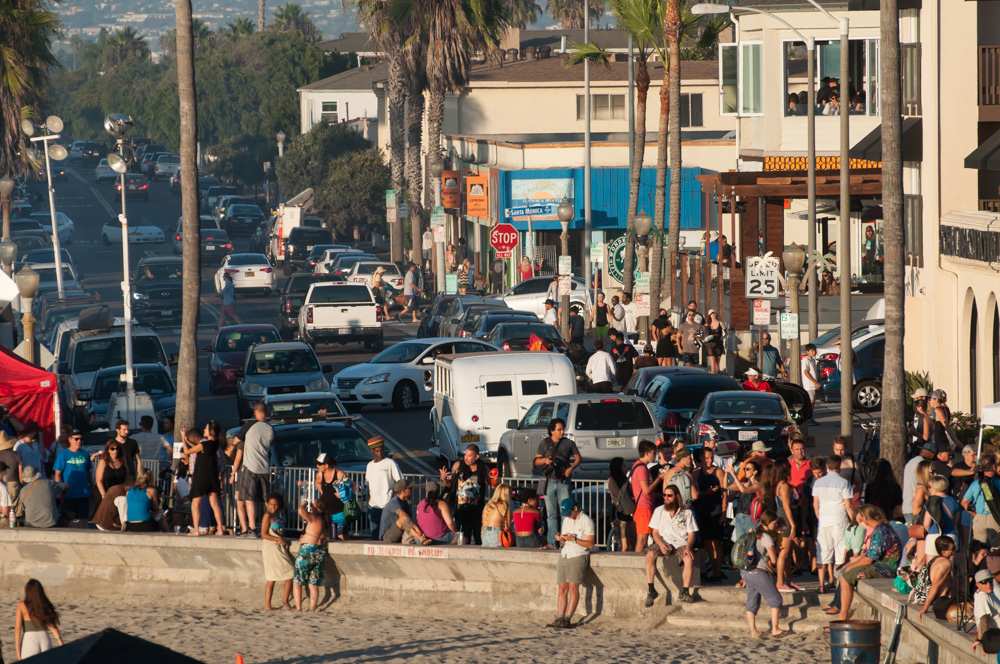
207, 324, 280, 394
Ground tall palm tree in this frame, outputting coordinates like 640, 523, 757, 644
648, 59, 668, 320
610, 0, 663, 293
103, 27, 150, 69
0, 0, 58, 179
227, 17, 256, 36
880, 0, 905, 478
404, 39, 428, 266
547, 0, 604, 29
272, 3, 322, 42
506, 0, 541, 27
258, 0, 267, 31
662, 0, 681, 309
173, 0, 202, 440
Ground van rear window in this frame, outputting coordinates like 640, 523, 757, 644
575, 401, 652, 431
309, 285, 372, 304
485, 381, 512, 397
521, 380, 547, 396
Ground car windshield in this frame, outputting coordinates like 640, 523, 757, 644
371, 342, 431, 364
336, 256, 372, 270
247, 348, 319, 375
309, 285, 372, 304
268, 397, 347, 420
271, 428, 370, 468
93, 367, 173, 400
158, 155, 179, 163
289, 229, 332, 243
198, 218, 218, 230
575, 401, 653, 431
287, 275, 325, 294
659, 377, 740, 409
229, 205, 262, 217
73, 336, 165, 374
36, 267, 75, 285
216, 329, 279, 352
227, 254, 268, 267
138, 262, 182, 281
708, 397, 786, 417
24, 250, 71, 265
479, 314, 535, 332
497, 323, 561, 341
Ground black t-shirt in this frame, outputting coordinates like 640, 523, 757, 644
451, 461, 489, 507
652, 315, 670, 333
536, 436, 580, 479
931, 459, 952, 479
569, 314, 585, 344
116, 437, 140, 480
611, 343, 638, 383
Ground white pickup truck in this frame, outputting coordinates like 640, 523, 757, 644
297, 282, 383, 350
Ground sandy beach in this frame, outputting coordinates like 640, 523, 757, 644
0, 597, 830, 663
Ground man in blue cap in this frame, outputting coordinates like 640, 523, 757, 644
549, 497, 594, 629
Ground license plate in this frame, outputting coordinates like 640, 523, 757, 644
604, 437, 626, 449
338, 328, 351, 335
245, 271, 254, 277
128, 185, 136, 190
738, 430, 758, 441
206, 245, 215, 250
461, 433, 480, 443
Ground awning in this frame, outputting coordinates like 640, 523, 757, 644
965, 129, 1000, 170
849, 117, 922, 162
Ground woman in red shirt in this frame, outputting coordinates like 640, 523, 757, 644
512, 491, 544, 547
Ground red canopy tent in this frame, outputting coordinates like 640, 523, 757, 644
0, 345, 57, 445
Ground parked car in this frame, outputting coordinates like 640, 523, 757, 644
28, 211, 75, 244
333, 337, 495, 411
498, 394, 661, 479
87, 363, 175, 425
417, 294, 460, 337
502, 276, 591, 319
485, 321, 567, 353
222, 203, 266, 236
19, 248, 76, 275
213, 253, 275, 295
278, 272, 337, 339
207, 324, 281, 394
263, 420, 371, 475
132, 256, 183, 326
237, 341, 330, 418
819, 333, 885, 412
33, 264, 82, 295
101, 218, 164, 245
153, 153, 180, 180
114, 173, 151, 200
644, 372, 741, 440
686, 390, 798, 457
624, 366, 706, 397
811, 319, 885, 360
436, 296, 507, 338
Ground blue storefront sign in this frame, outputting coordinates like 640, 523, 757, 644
498, 166, 712, 232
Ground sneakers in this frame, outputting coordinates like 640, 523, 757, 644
644, 588, 659, 608
679, 589, 696, 603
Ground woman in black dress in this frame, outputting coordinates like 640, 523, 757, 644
693, 447, 726, 581
703, 309, 725, 374
182, 423, 226, 536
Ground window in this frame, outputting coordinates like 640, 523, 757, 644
521, 379, 548, 396
320, 101, 338, 124
679, 94, 703, 128
901, 43, 921, 116
521, 401, 553, 428
485, 381, 513, 397
575, 401, 653, 431
576, 94, 626, 120
719, 43, 762, 115
781, 39, 880, 117
904, 194, 923, 267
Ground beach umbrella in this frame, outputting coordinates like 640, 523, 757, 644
21, 628, 204, 664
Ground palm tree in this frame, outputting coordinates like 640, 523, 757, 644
506, 0, 542, 27
880, 0, 905, 478
662, 0, 681, 309
404, 38, 428, 266
0, 0, 58, 179
227, 17, 256, 36
547, 0, 604, 29
173, 0, 202, 441
609, 0, 662, 293
272, 3, 322, 42
103, 27, 150, 69
258, 0, 267, 31
648, 63, 668, 320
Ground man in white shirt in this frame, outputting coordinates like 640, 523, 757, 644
542, 298, 558, 326
549, 498, 595, 629
973, 569, 1000, 653
585, 339, 616, 392
645, 484, 700, 606
801, 344, 820, 411
621, 293, 638, 344
364, 435, 402, 539
812, 456, 854, 593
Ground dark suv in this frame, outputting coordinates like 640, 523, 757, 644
284, 227, 334, 271
132, 256, 183, 326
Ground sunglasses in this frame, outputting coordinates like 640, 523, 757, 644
109, 447, 120, 453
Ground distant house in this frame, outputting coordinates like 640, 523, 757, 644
297, 63, 385, 143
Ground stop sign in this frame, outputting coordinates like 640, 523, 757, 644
490, 223, 519, 254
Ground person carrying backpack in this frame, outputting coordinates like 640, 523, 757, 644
734, 509, 787, 639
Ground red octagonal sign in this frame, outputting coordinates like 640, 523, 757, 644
490, 223, 519, 254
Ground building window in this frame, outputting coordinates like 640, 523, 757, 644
781, 39, 880, 117
576, 94, 627, 121
719, 42, 762, 116
901, 43, 921, 116
680, 93, 703, 128
904, 194, 923, 267
320, 101, 338, 124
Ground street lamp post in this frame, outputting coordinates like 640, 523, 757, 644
275, 131, 286, 204
22, 116, 69, 301
0, 176, 14, 242
104, 113, 137, 408
0, 241, 17, 278
14, 267, 39, 365
783, 243, 806, 385
557, 198, 574, 340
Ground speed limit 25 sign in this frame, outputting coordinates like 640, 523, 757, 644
745, 255, 780, 299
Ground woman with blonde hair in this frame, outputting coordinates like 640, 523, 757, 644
370, 266, 390, 318
911, 459, 933, 519
481, 484, 512, 547
15, 579, 63, 659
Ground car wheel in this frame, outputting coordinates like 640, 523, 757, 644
392, 381, 418, 411
853, 379, 882, 412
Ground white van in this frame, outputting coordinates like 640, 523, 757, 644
430, 352, 577, 465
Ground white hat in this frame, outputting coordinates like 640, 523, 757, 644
911, 388, 928, 399
745, 368, 759, 376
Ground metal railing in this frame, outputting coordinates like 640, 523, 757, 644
980, 46, 1000, 108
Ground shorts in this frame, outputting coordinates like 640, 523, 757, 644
742, 569, 782, 614
634, 504, 653, 541
816, 524, 847, 565
237, 470, 269, 502
593, 325, 609, 340
294, 543, 326, 586
557, 554, 590, 585
839, 561, 875, 587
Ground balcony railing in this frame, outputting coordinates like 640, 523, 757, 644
980, 199, 1000, 213
980, 46, 1000, 119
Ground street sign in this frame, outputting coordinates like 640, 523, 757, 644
558, 275, 571, 297
558, 255, 572, 276
445, 273, 458, 294
430, 206, 446, 226
745, 254, 781, 299
495, 250, 512, 259
433, 225, 446, 243
752, 299, 772, 326
634, 272, 650, 292
490, 223, 519, 254
590, 243, 603, 263
780, 312, 799, 340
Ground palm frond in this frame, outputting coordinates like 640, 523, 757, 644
566, 41, 612, 67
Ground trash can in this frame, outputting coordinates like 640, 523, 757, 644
829, 620, 881, 664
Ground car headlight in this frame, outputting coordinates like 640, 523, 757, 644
306, 378, 328, 391
132, 292, 148, 301
363, 373, 390, 385
243, 382, 265, 397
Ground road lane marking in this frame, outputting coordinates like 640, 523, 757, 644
65, 167, 116, 218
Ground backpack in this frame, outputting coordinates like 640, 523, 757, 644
731, 529, 761, 572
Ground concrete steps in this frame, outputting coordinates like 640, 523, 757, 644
660, 582, 833, 634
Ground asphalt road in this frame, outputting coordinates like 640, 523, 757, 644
44, 164, 438, 474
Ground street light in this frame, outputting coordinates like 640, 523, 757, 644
557, 198, 575, 340
14, 267, 39, 365
276, 130, 286, 158
0, 241, 16, 277
104, 113, 137, 408
429, 158, 446, 293
22, 115, 68, 300
783, 243, 807, 385
0, 176, 14, 242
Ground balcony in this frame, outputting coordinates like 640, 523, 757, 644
980, 46, 1000, 120
980, 199, 1000, 213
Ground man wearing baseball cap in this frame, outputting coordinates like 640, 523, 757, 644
379, 479, 430, 545
742, 368, 771, 393
364, 436, 401, 539
973, 568, 1000, 652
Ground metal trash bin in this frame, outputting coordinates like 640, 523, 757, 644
829, 620, 881, 664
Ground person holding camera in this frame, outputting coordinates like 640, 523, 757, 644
534, 418, 582, 547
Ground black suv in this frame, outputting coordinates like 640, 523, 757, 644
283, 227, 333, 271
133, 256, 183, 326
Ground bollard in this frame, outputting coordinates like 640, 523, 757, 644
829, 620, 880, 664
